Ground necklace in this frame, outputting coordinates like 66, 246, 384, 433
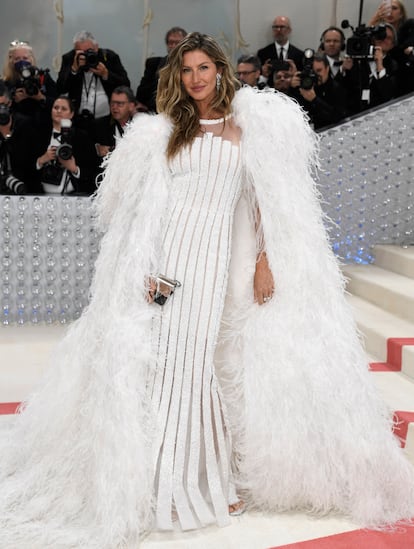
199, 113, 232, 125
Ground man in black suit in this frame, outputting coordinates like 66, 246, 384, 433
257, 15, 303, 87
94, 86, 136, 162
57, 30, 130, 132
290, 53, 347, 130
136, 26, 187, 112
319, 27, 347, 80
340, 23, 399, 115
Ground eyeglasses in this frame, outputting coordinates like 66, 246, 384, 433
236, 70, 257, 77
272, 25, 289, 30
110, 101, 129, 107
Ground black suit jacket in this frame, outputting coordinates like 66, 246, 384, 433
94, 114, 117, 148
56, 48, 130, 115
294, 77, 347, 130
94, 114, 132, 146
341, 55, 399, 115
0, 113, 43, 194
135, 56, 167, 112
257, 42, 304, 70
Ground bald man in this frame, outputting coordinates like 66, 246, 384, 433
257, 15, 303, 87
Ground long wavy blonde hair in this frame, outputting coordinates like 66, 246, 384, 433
157, 32, 239, 160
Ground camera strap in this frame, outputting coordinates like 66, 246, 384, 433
82, 72, 97, 116
61, 170, 71, 195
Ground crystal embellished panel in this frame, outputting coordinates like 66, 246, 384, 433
1, 196, 98, 326
318, 95, 414, 264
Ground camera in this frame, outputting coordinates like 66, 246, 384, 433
0, 104, 11, 126
300, 48, 318, 90
341, 20, 387, 58
56, 119, 73, 161
15, 63, 48, 96
3, 175, 26, 195
78, 49, 100, 69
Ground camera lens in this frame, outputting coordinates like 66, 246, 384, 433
300, 76, 314, 90
56, 143, 73, 161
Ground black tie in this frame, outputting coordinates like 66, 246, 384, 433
279, 47, 284, 61
333, 60, 343, 67
53, 131, 61, 139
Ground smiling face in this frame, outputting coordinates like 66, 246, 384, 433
181, 49, 219, 108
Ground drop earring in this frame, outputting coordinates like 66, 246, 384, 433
216, 73, 222, 92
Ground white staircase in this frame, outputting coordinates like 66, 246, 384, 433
343, 244, 414, 462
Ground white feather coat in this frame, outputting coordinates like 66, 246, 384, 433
0, 87, 413, 548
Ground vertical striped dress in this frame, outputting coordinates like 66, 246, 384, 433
148, 121, 243, 531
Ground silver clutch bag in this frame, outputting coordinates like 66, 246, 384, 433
151, 274, 181, 306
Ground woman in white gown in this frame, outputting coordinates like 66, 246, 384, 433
0, 32, 414, 548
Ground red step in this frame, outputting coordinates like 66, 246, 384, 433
370, 338, 414, 372
270, 524, 414, 548
0, 402, 21, 415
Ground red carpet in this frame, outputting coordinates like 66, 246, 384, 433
271, 526, 414, 549
0, 402, 21, 414
370, 338, 414, 372
394, 411, 414, 447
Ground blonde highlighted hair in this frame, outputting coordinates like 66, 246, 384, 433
156, 32, 239, 160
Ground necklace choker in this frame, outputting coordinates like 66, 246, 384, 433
199, 113, 232, 125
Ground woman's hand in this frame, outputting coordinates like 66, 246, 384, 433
38, 146, 56, 167
146, 276, 157, 303
368, 2, 390, 26
254, 252, 275, 305
58, 155, 78, 174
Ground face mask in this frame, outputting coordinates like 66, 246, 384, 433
14, 59, 31, 73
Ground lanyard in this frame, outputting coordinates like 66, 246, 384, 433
82, 73, 97, 115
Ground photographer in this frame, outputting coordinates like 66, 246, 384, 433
273, 59, 297, 96
235, 54, 267, 88
2, 40, 57, 128
36, 96, 98, 195
94, 86, 137, 165
57, 31, 130, 135
341, 23, 399, 114
257, 15, 303, 87
0, 83, 41, 195
290, 52, 347, 130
